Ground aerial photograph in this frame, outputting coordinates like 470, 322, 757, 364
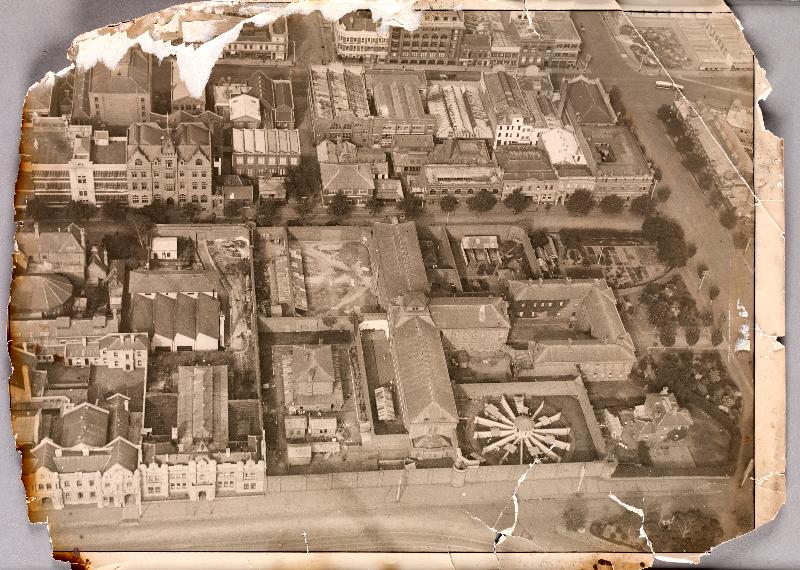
9, 2, 760, 560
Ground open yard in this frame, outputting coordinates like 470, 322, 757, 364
300, 240, 378, 316
563, 243, 667, 289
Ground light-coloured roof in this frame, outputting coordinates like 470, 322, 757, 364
429, 296, 510, 330
232, 128, 300, 155
11, 274, 73, 315
128, 270, 216, 295
371, 223, 429, 306
151, 236, 178, 251
539, 128, 587, 166
319, 162, 376, 193
229, 93, 261, 121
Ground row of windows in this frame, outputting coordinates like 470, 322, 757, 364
131, 181, 208, 191
131, 169, 207, 177
427, 187, 500, 195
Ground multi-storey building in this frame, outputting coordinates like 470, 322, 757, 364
575, 124, 654, 200
481, 71, 543, 148
19, 117, 128, 206
79, 48, 152, 127
505, 11, 581, 69
231, 128, 301, 179
557, 75, 617, 127
390, 134, 435, 176
494, 144, 560, 202
309, 65, 436, 147
247, 72, 295, 129
409, 164, 504, 204
461, 12, 521, 68
334, 10, 390, 63
170, 63, 205, 113
387, 11, 465, 66
317, 140, 392, 206
429, 296, 510, 354
15, 222, 87, 284
126, 122, 213, 207
223, 19, 288, 61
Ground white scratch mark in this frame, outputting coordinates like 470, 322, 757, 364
608, 493, 654, 555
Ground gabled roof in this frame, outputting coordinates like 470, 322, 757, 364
27, 438, 59, 472
563, 76, 616, 126
177, 365, 229, 449
104, 437, 139, 472
58, 402, 110, 448
291, 345, 336, 395
371, 223, 430, 307
390, 315, 458, 426
429, 296, 510, 330
128, 270, 217, 295
90, 48, 151, 95
16, 223, 85, 259
319, 162, 376, 193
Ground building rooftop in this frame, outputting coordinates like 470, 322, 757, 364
232, 128, 300, 155
177, 365, 229, 450
371, 223, 430, 306
339, 10, 381, 33
390, 313, 458, 426
563, 76, 616, 126
580, 124, 651, 178
539, 127, 587, 166
506, 11, 580, 43
310, 65, 370, 120
128, 270, 217, 295
428, 139, 491, 166
367, 71, 428, 121
10, 274, 73, 317
482, 71, 531, 124
90, 47, 151, 95
427, 83, 492, 139
494, 144, 557, 180
429, 296, 510, 330
229, 93, 261, 121
319, 162, 376, 194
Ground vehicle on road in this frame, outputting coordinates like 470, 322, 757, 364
655, 80, 686, 90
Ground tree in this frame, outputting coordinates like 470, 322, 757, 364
564, 189, 594, 216
256, 197, 281, 226
466, 189, 497, 214
675, 135, 695, 155
181, 203, 202, 223
102, 232, 139, 261
321, 314, 337, 328
682, 152, 707, 173
283, 155, 320, 200
630, 195, 655, 217
439, 194, 460, 214
657, 236, 688, 268
711, 328, 724, 347
719, 208, 737, 229
24, 197, 55, 222
684, 325, 700, 346
656, 104, 673, 122
652, 166, 663, 182
609, 86, 623, 112
686, 242, 697, 259
328, 192, 353, 221
502, 189, 527, 215
294, 198, 313, 221
366, 197, 384, 216
529, 229, 550, 249
653, 510, 722, 553
224, 200, 244, 219
137, 203, 170, 224
562, 502, 588, 533
655, 186, 671, 202
700, 310, 714, 328
101, 200, 129, 222
659, 323, 678, 347
599, 194, 624, 215
397, 194, 424, 219
66, 200, 97, 223
709, 284, 720, 301
697, 262, 709, 279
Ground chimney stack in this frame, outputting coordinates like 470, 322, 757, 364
80, 227, 86, 249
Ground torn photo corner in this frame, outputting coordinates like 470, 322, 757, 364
9, 0, 783, 568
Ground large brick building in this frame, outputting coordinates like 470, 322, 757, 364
387, 11, 465, 65
126, 122, 213, 207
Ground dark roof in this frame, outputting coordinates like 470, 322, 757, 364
177, 365, 229, 449
428, 139, 491, 165
58, 402, 109, 447
10, 274, 73, 315
565, 77, 616, 125
90, 47, 151, 95
130, 292, 220, 342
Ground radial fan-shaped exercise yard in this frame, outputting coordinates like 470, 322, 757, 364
473, 395, 573, 464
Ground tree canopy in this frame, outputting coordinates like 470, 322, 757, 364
101, 200, 129, 222
397, 194, 424, 219
565, 189, 594, 216
366, 197, 384, 216
439, 194, 460, 214
630, 195, 655, 217
328, 192, 353, 220
599, 194, 624, 215
502, 189, 527, 215
283, 156, 321, 200
66, 200, 98, 223
466, 189, 497, 213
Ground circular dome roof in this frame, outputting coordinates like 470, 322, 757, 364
11, 274, 73, 315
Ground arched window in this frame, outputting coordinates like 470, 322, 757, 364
191, 195, 199, 203
153, 195, 162, 203
131, 195, 139, 204
200, 195, 208, 203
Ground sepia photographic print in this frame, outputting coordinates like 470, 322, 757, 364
8, 1, 785, 568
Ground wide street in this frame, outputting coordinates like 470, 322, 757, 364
573, 11, 756, 488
